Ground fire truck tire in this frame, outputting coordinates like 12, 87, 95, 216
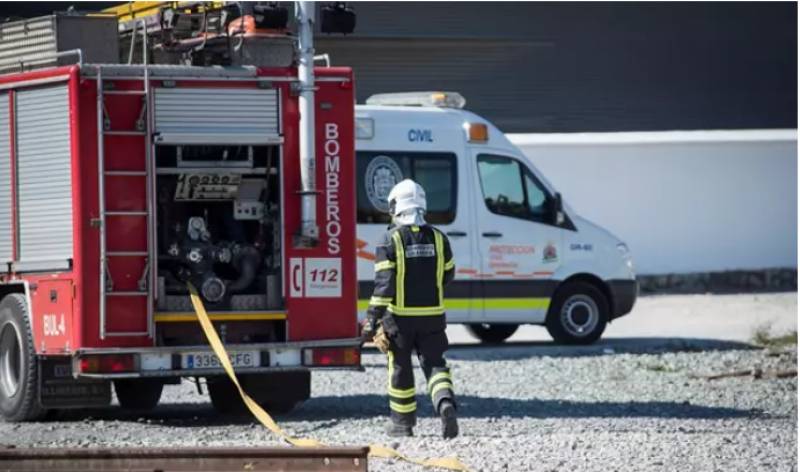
207, 377, 246, 415
207, 371, 310, 415
113, 379, 164, 411
466, 323, 519, 344
0, 294, 45, 422
546, 281, 609, 345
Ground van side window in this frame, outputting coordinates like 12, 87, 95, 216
356, 151, 457, 225
477, 154, 551, 223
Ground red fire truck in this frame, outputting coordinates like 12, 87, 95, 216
0, 2, 361, 421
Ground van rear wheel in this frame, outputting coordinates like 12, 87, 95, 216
466, 323, 519, 344
546, 281, 608, 345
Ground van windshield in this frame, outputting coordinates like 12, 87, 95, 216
356, 151, 457, 225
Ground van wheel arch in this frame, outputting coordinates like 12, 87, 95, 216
546, 275, 611, 345
553, 274, 613, 320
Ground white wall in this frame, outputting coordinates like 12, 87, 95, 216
508, 130, 798, 275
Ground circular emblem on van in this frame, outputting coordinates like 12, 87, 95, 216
365, 155, 403, 212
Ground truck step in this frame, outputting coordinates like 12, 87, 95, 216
104, 331, 149, 337
103, 90, 146, 96
105, 171, 146, 176
104, 130, 146, 136
107, 251, 147, 257
105, 211, 148, 216
106, 291, 148, 297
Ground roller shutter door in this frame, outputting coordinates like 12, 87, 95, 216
153, 87, 280, 144
16, 84, 73, 268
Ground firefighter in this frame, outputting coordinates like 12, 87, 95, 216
361, 179, 459, 439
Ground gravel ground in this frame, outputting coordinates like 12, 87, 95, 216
0, 295, 796, 471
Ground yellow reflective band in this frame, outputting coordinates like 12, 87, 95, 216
392, 232, 405, 309
374, 260, 396, 272
388, 305, 445, 316
428, 372, 453, 390
369, 296, 392, 307
387, 351, 395, 395
434, 230, 444, 307
154, 311, 286, 322
481, 298, 551, 310
444, 259, 455, 270
441, 299, 479, 310
388, 386, 416, 398
390, 401, 417, 414
410, 225, 420, 232
430, 382, 453, 399
359, 297, 552, 312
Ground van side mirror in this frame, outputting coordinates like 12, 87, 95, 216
553, 192, 565, 225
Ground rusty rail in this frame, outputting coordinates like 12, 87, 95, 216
0, 446, 369, 471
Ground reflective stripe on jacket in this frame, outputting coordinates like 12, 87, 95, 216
369, 224, 455, 316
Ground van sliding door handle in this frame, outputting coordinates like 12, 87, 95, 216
446, 231, 467, 237
482, 232, 503, 238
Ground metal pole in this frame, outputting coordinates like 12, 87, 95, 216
97, 68, 106, 340
143, 19, 155, 338
296, 1, 318, 244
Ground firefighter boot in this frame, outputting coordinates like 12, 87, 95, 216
439, 400, 459, 439
386, 421, 414, 437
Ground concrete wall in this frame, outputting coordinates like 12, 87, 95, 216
508, 130, 798, 275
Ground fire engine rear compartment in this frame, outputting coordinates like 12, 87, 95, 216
90, 69, 290, 347
153, 143, 285, 346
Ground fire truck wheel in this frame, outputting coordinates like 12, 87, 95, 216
207, 377, 246, 415
466, 323, 519, 344
0, 294, 44, 422
207, 371, 310, 416
113, 379, 164, 411
246, 371, 310, 415
546, 281, 609, 345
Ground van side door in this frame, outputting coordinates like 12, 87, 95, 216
471, 152, 563, 323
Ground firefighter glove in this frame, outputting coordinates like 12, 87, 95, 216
373, 325, 391, 354
360, 317, 377, 342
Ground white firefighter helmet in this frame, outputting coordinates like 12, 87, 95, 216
387, 179, 427, 217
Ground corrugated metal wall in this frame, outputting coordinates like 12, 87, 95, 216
0, 93, 10, 263
16, 84, 73, 265
316, 2, 797, 133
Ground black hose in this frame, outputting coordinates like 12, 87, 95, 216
227, 246, 260, 293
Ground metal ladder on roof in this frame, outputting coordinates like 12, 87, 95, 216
96, 22, 155, 339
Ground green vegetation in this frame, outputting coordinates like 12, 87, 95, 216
751, 324, 797, 348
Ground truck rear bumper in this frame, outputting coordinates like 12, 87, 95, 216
73, 338, 363, 379
608, 279, 638, 320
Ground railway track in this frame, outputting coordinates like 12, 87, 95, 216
0, 446, 369, 471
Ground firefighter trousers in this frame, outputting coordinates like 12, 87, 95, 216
385, 315, 455, 427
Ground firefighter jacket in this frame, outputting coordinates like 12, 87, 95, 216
368, 224, 455, 319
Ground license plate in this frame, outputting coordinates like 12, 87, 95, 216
182, 350, 259, 370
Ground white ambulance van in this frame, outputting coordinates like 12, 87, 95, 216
355, 92, 637, 344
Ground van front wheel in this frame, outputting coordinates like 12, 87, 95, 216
466, 323, 518, 344
546, 281, 608, 345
